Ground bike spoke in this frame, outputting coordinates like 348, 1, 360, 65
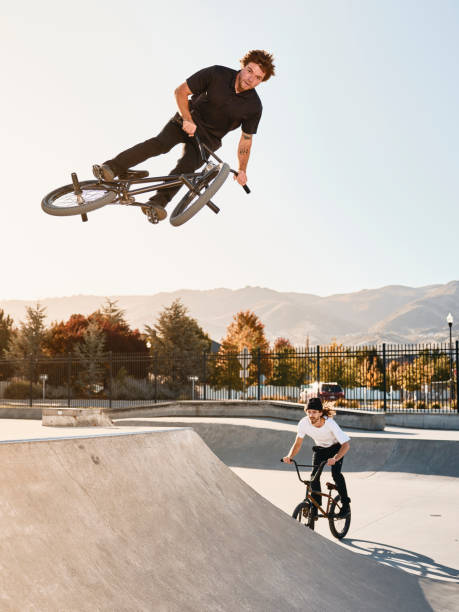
56, 190, 112, 208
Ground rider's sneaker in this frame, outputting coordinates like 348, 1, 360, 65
141, 194, 168, 221
334, 504, 350, 519
141, 203, 168, 222
93, 163, 116, 181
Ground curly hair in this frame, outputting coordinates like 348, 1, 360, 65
240, 50, 275, 81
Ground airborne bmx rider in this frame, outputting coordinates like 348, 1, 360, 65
93, 50, 275, 221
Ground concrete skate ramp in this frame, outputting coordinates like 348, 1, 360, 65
116, 418, 459, 477
0, 429, 439, 611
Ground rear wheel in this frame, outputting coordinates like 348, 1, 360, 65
42, 180, 117, 216
170, 162, 230, 227
328, 495, 351, 539
292, 502, 315, 531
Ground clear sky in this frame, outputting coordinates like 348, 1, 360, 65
2, 0, 458, 300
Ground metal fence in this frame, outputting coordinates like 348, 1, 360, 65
0, 343, 458, 413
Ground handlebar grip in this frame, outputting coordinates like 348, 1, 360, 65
243, 184, 251, 194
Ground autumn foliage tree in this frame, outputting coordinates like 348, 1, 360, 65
211, 310, 272, 390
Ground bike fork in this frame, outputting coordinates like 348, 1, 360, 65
71, 173, 88, 223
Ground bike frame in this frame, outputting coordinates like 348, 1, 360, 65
288, 459, 336, 519
91, 137, 228, 206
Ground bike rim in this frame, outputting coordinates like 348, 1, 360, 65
52, 188, 115, 209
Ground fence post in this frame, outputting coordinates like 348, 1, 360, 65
456, 340, 459, 413
316, 345, 320, 384
29, 355, 33, 407
153, 352, 158, 404
108, 351, 113, 410
257, 349, 261, 401
382, 343, 387, 412
203, 351, 207, 401
67, 353, 72, 408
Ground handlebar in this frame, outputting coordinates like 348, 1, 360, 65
280, 458, 328, 485
194, 134, 251, 194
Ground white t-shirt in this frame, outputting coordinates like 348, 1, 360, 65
297, 416, 350, 448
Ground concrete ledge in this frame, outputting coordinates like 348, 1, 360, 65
42, 407, 114, 428
41, 401, 385, 430
0, 406, 42, 420
386, 412, 459, 430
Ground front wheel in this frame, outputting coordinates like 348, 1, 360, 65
292, 502, 315, 531
170, 162, 230, 227
328, 495, 351, 539
42, 181, 117, 216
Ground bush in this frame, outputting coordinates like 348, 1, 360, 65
415, 401, 427, 410
111, 376, 173, 400
4, 381, 42, 399
402, 400, 415, 409
46, 385, 70, 399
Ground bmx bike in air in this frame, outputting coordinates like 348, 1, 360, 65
281, 458, 351, 539
41, 135, 250, 227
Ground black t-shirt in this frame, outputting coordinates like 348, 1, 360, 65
186, 65, 262, 149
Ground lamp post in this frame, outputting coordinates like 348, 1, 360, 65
447, 313, 454, 402
188, 376, 199, 400
39, 374, 48, 401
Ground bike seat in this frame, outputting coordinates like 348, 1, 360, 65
118, 169, 149, 179
326, 482, 337, 490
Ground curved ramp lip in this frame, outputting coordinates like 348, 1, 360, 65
0, 428, 192, 445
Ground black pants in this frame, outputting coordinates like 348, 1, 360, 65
310, 442, 350, 513
105, 114, 212, 206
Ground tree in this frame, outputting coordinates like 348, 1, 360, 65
145, 299, 211, 390
0, 309, 14, 356
99, 298, 127, 325
5, 304, 48, 361
0, 309, 15, 380
317, 341, 353, 388
47, 297, 147, 355
73, 321, 107, 395
268, 338, 299, 386
211, 310, 272, 390
4, 304, 48, 382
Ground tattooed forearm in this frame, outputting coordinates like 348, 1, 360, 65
242, 133, 252, 140
238, 147, 250, 155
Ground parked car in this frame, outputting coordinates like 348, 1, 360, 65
300, 382, 345, 404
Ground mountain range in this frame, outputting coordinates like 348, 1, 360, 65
1, 282, 458, 346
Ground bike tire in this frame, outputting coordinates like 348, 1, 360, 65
328, 495, 351, 539
42, 180, 117, 216
292, 502, 315, 531
169, 163, 230, 227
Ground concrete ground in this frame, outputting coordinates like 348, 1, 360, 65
111, 416, 459, 584
0, 417, 458, 610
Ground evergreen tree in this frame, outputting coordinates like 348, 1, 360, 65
74, 321, 106, 393
99, 298, 127, 325
0, 309, 14, 356
5, 304, 48, 360
145, 299, 211, 389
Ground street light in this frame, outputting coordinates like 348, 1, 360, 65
447, 313, 454, 402
188, 376, 199, 400
39, 374, 48, 401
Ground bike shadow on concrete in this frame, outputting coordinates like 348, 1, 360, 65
341, 538, 459, 583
